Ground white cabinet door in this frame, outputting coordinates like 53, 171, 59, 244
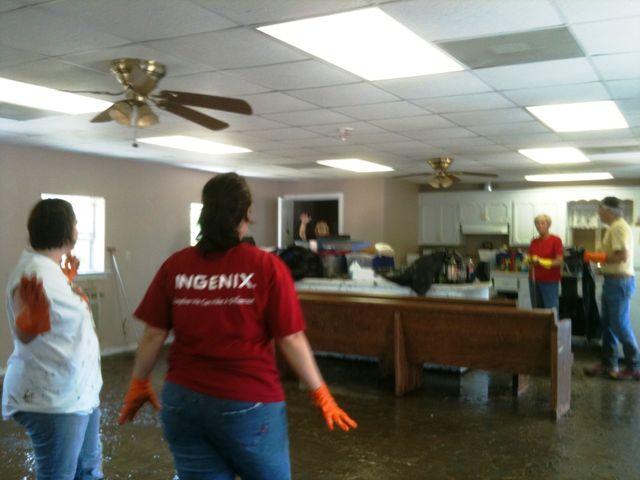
486, 201, 511, 224
420, 203, 440, 244
440, 203, 461, 245
511, 201, 536, 246
419, 202, 460, 245
460, 202, 484, 223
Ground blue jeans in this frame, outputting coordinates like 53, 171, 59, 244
529, 279, 559, 311
13, 408, 103, 480
161, 382, 291, 480
601, 276, 639, 370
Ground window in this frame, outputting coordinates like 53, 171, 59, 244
41, 193, 105, 275
190, 202, 203, 246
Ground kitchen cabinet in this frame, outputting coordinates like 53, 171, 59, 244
511, 200, 565, 246
459, 200, 511, 224
419, 202, 460, 245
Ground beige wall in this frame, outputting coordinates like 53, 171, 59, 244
0, 143, 418, 369
382, 179, 420, 263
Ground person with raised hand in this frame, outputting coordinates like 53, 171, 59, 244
2, 199, 103, 480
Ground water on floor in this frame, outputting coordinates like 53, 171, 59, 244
1, 347, 639, 479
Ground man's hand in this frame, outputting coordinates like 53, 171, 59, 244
300, 212, 311, 225
16, 275, 51, 336
584, 251, 607, 263
61, 254, 80, 283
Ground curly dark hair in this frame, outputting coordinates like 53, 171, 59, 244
28, 198, 76, 250
197, 173, 252, 254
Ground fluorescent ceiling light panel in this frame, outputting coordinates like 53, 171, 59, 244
0, 77, 112, 114
518, 147, 590, 164
258, 8, 464, 81
317, 158, 393, 173
526, 101, 628, 132
525, 172, 613, 182
137, 136, 252, 154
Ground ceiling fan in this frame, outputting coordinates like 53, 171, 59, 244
90, 58, 252, 132
396, 157, 498, 189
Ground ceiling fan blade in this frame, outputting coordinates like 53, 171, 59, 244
158, 91, 253, 115
157, 101, 229, 131
90, 107, 113, 123
449, 171, 499, 178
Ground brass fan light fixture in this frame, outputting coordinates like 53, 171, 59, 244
91, 59, 252, 131
396, 157, 498, 189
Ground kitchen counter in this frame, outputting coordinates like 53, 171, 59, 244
427, 281, 492, 300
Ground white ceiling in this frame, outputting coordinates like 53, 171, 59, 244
0, 0, 639, 184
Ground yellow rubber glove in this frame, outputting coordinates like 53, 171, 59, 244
15, 275, 51, 336
118, 378, 161, 425
310, 384, 357, 432
537, 257, 554, 269
584, 251, 607, 263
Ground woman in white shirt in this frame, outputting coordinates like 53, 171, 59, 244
2, 199, 103, 480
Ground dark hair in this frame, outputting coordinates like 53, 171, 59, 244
28, 198, 76, 250
600, 196, 621, 210
197, 173, 252, 254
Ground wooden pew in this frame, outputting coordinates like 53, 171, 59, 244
298, 292, 572, 419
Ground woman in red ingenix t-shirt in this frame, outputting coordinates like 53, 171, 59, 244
528, 214, 564, 311
118, 173, 356, 480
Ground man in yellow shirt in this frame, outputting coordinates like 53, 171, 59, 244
584, 197, 639, 380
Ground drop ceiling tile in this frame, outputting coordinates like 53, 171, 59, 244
146, 28, 308, 70
62, 45, 213, 78
403, 128, 478, 142
428, 136, 494, 148
438, 27, 583, 69
558, 129, 635, 143
209, 114, 286, 131
617, 99, 640, 127
371, 115, 456, 131
159, 70, 269, 96
279, 137, 346, 148
381, 0, 562, 42
237, 92, 317, 114
376, 71, 492, 99
571, 17, 640, 55
606, 79, 640, 99
286, 83, 398, 107
347, 132, 416, 145
449, 143, 509, 154
555, 0, 640, 23
304, 122, 386, 136
469, 121, 551, 136
475, 58, 599, 90
443, 108, 533, 126
0, 7, 129, 56
0, 1, 22, 13
591, 53, 640, 80
263, 109, 354, 127
332, 101, 429, 120
0, 44, 47, 69
0, 58, 115, 91
245, 128, 322, 141
227, 60, 360, 90
412, 92, 514, 113
0, 102, 60, 121
502, 82, 610, 106
39, 0, 235, 42
376, 141, 435, 156
488, 133, 564, 147
190, 0, 369, 25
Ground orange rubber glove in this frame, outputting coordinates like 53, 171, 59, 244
15, 275, 51, 336
584, 251, 607, 263
118, 378, 161, 425
310, 384, 357, 432
61, 254, 80, 283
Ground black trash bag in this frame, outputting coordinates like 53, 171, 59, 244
278, 246, 324, 281
384, 251, 446, 295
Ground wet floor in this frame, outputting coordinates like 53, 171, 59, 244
1, 346, 639, 479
